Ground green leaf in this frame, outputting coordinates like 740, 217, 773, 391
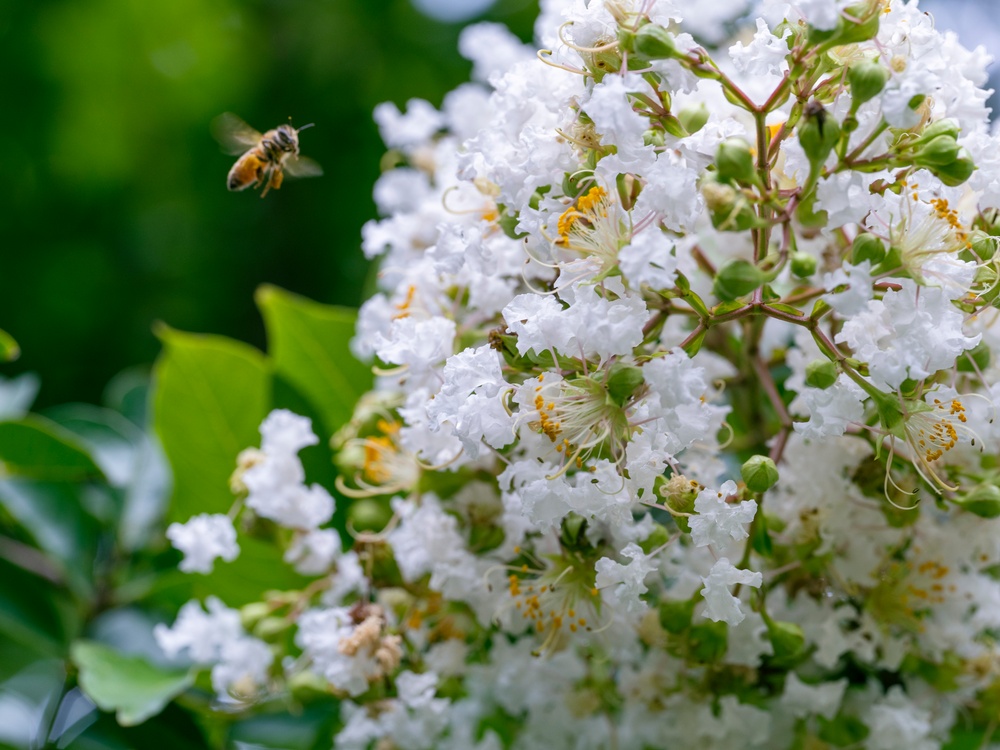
152, 325, 270, 522
0, 327, 19, 362
256, 285, 371, 436
0, 415, 104, 481
0, 558, 71, 655
72, 641, 193, 726
0, 479, 100, 599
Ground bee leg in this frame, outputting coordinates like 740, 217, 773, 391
259, 167, 272, 198
270, 169, 284, 191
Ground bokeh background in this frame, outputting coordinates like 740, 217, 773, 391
0, 0, 538, 409
0, 0, 996, 407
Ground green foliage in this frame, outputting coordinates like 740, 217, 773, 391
71, 641, 194, 726
0, 416, 104, 481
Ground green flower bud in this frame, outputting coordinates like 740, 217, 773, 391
658, 597, 696, 634
688, 620, 728, 662
640, 523, 671, 555
852, 232, 886, 265
805, 359, 839, 390
633, 24, 677, 60
916, 118, 961, 144
955, 484, 1000, 519
914, 135, 961, 168
661, 114, 688, 139
678, 103, 709, 135
288, 670, 331, 701
970, 232, 998, 261
644, 129, 666, 148
606, 363, 645, 407
701, 176, 761, 232
931, 148, 975, 187
835, 2, 881, 45
254, 616, 291, 640
348, 498, 392, 532
790, 251, 817, 278
848, 60, 889, 107
741, 455, 779, 493
715, 138, 758, 185
713, 259, 766, 301
560, 513, 591, 550
617, 27, 636, 53
240, 602, 271, 630
798, 103, 841, 172
765, 618, 806, 659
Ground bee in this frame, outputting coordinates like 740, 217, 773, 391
212, 112, 323, 197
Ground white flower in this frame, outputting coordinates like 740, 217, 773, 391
284, 529, 342, 575
154, 597, 243, 664
373, 99, 445, 150
688, 481, 758, 549
595, 542, 656, 614
729, 18, 791, 77
166, 513, 239, 574
701, 558, 762, 626
781, 673, 848, 719
211, 637, 273, 697
259, 409, 318, 455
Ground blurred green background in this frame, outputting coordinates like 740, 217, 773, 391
0, 0, 537, 408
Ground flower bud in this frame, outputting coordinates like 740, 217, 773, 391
713, 259, 766, 301
916, 118, 961, 144
790, 251, 817, 278
606, 363, 644, 407
640, 523, 671, 555
254, 615, 291, 640
689, 620, 728, 662
798, 103, 841, 172
914, 135, 961, 168
852, 232, 886, 265
633, 24, 677, 60
658, 597, 696, 634
715, 138, 758, 186
805, 359, 838, 390
765, 618, 806, 659
702, 176, 761, 232
955, 484, 1000, 519
240, 602, 271, 629
848, 60, 889, 107
741, 455, 779, 493
348, 498, 392, 532
678, 103, 709, 135
970, 232, 998, 261
643, 128, 665, 148
288, 670, 331, 701
931, 148, 975, 187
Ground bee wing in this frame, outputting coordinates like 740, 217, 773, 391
283, 155, 324, 178
211, 112, 263, 155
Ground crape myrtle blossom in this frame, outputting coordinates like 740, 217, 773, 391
155, 0, 1000, 747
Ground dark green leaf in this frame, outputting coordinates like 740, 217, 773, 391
0, 416, 103, 482
256, 285, 370, 437
0, 328, 19, 362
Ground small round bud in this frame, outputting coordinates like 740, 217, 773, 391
790, 251, 817, 278
658, 597, 696, 635
240, 602, 271, 629
640, 523, 671, 555
741, 455, 779, 493
804, 359, 838, 390
970, 232, 998, 261
798, 103, 841, 172
288, 670, 331, 701
916, 118, 961, 144
348, 498, 392, 532
914, 135, 961, 168
715, 138, 758, 185
689, 621, 729, 662
931, 148, 975, 187
765, 618, 806, 659
633, 24, 677, 60
606, 363, 645, 407
848, 60, 889, 107
955, 484, 1000, 519
713, 259, 766, 301
852, 232, 886, 265
678, 104, 709, 135
254, 616, 291, 640
643, 129, 666, 148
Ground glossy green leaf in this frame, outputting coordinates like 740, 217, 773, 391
152, 325, 269, 522
0, 479, 100, 599
256, 285, 371, 436
0, 328, 19, 362
0, 559, 71, 655
72, 641, 193, 726
0, 415, 103, 481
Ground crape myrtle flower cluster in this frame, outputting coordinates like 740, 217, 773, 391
156, 0, 1000, 747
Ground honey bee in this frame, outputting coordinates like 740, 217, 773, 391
212, 112, 323, 197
